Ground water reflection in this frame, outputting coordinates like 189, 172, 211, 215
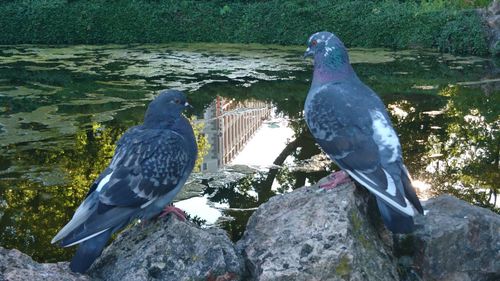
423, 84, 499, 210
0, 44, 498, 263
200, 96, 272, 172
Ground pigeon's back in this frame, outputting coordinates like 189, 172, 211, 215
303, 31, 423, 233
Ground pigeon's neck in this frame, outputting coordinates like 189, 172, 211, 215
312, 63, 355, 88
143, 114, 178, 129
173, 116, 197, 153
171, 116, 195, 138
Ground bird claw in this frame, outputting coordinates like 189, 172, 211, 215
159, 205, 186, 221
319, 170, 351, 190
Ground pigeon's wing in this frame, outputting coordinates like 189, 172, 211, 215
98, 127, 192, 207
306, 84, 415, 216
52, 127, 193, 246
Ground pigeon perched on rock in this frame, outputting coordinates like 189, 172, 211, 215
303, 31, 423, 233
51, 89, 197, 273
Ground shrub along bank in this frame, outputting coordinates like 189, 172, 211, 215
0, 0, 489, 56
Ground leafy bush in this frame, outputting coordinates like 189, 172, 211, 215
0, 0, 490, 55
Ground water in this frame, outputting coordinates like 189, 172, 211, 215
0, 43, 498, 262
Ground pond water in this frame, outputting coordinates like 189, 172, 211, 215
0, 43, 498, 263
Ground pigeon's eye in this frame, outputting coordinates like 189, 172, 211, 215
311, 40, 317, 46
174, 99, 181, 104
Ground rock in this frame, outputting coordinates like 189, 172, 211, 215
0, 247, 89, 281
2, 179, 499, 281
237, 182, 399, 281
396, 195, 500, 281
88, 216, 245, 281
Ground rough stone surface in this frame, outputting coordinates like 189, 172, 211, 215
237, 182, 399, 281
88, 216, 245, 281
396, 195, 500, 281
0, 247, 89, 281
2, 174, 500, 281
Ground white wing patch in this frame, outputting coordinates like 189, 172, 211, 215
140, 197, 156, 209
346, 170, 415, 217
96, 173, 112, 192
383, 169, 397, 196
370, 110, 400, 162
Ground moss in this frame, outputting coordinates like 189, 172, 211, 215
335, 254, 351, 279
349, 210, 373, 251
394, 235, 416, 257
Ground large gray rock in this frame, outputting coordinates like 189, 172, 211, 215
396, 195, 500, 281
0, 247, 89, 281
237, 182, 399, 281
89, 216, 245, 281
2, 177, 499, 281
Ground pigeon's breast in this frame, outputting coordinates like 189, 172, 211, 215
305, 89, 344, 142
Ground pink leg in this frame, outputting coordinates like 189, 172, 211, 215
158, 204, 186, 221
320, 170, 351, 190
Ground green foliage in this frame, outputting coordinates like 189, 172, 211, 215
0, 0, 490, 55
420, 0, 491, 10
438, 11, 489, 55
190, 117, 210, 172
427, 85, 499, 213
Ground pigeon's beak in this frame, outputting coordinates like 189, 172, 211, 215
303, 47, 314, 59
184, 101, 193, 109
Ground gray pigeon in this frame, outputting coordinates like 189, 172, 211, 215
51, 89, 198, 272
303, 31, 423, 233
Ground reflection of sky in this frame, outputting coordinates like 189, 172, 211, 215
174, 196, 225, 225
178, 110, 295, 224
231, 112, 294, 168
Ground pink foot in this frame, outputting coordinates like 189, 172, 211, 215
320, 170, 351, 190
159, 205, 186, 221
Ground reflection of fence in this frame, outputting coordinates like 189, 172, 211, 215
201, 96, 271, 172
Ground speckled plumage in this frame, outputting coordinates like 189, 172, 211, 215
304, 32, 423, 233
51, 89, 197, 273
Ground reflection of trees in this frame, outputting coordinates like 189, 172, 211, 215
0, 119, 210, 262
425, 85, 499, 212
383, 94, 448, 178
0, 123, 124, 262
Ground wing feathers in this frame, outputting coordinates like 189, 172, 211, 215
54, 127, 193, 247
345, 168, 415, 216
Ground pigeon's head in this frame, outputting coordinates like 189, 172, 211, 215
144, 89, 191, 127
304, 31, 350, 69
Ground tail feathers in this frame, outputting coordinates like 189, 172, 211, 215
376, 198, 415, 234
401, 166, 424, 214
69, 229, 112, 273
60, 207, 137, 247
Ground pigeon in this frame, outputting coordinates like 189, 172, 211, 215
51, 89, 198, 273
303, 31, 423, 233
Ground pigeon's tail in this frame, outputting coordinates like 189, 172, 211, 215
376, 198, 414, 234
69, 228, 112, 273
401, 165, 424, 214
